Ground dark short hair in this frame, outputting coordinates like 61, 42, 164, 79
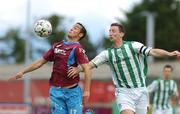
163, 64, 173, 71
111, 23, 125, 33
77, 22, 87, 40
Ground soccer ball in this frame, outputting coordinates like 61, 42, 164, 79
34, 19, 52, 37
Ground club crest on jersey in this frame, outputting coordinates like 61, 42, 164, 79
79, 48, 85, 53
79, 48, 88, 60
117, 53, 123, 58
54, 48, 66, 55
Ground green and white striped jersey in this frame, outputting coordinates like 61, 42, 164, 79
91, 41, 152, 88
148, 79, 178, 110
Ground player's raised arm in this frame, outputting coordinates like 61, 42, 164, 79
8, 58, 47, 81
149, 49, 180, 58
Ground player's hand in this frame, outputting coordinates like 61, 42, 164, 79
8, 72, 23, 81
169, 51, 180, 58
67, 67, 79, 78
82, 91, 90, 106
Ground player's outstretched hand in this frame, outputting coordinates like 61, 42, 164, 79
82, 91, 90, 106
169, 51, 180, 58
8, 72, 23, 81
67, 67, 79, 78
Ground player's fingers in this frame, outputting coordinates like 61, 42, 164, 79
82, 96, 89, 106
67, 69, 75, 77
67, 68, 73, 73
82, 97, 86, 106
69, 72, 75, 78
67, 72, 73, 78
68, 68, 79, 78
67, 70, 72, 77
68, 67, 73, 70
174, 51, 180, 56
67, 67, 74, 73
68, 72, 77, 78
8, 76, 15, 81
72, 74, 79, 79
177, 51, 180, 57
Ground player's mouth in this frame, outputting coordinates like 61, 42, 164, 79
109, 36, 113, 39
68, 31, 73, 34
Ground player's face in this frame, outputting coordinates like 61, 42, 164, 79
68, 24, 83, 40
163, 68, 172, 79
109, 26, 124, 42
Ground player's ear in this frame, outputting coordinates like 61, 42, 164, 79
120, 32, 125, 38
78, 33, 83, 39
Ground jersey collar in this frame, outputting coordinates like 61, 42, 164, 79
63, 40, 79, 45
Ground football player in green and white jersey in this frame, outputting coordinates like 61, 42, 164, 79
68, 23, 180, 114
148, 65, 179, 114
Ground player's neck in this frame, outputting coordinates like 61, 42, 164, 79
163, 76, 170, 80
113, 39, 123, 48
67, 37, 79, 42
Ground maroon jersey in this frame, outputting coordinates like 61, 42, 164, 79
43, 41, 89, 87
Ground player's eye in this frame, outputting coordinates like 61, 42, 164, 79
112, 30, 116, 33
76, 26, 80, 29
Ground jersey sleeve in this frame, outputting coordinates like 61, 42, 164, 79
91, 50, 108, 68
43, 48, 54, 62
132, 41, 152, 56
74, 46, 89, 65
147, 80, 158, 93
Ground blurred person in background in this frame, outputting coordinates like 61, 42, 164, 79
68, 23, 180, 114
8, 22, 92, 114
148, 64, 179, 114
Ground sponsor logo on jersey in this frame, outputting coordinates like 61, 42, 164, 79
54, 48, 66, 55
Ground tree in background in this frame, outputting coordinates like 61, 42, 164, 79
0, 29, 25, 63
102, 36, 113, 49
80, 36, 97, 60
11, 30, 25, 63
103, 0, 180, 59
120, 0, 180, 52
47, 14, 66, 44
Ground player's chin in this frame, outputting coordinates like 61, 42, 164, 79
67, 33, 71, 38
68, 34, 74, 39
109, 38, 114, 42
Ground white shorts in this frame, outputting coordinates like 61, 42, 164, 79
115, 87, 149, 114
152, 108, 173, 114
